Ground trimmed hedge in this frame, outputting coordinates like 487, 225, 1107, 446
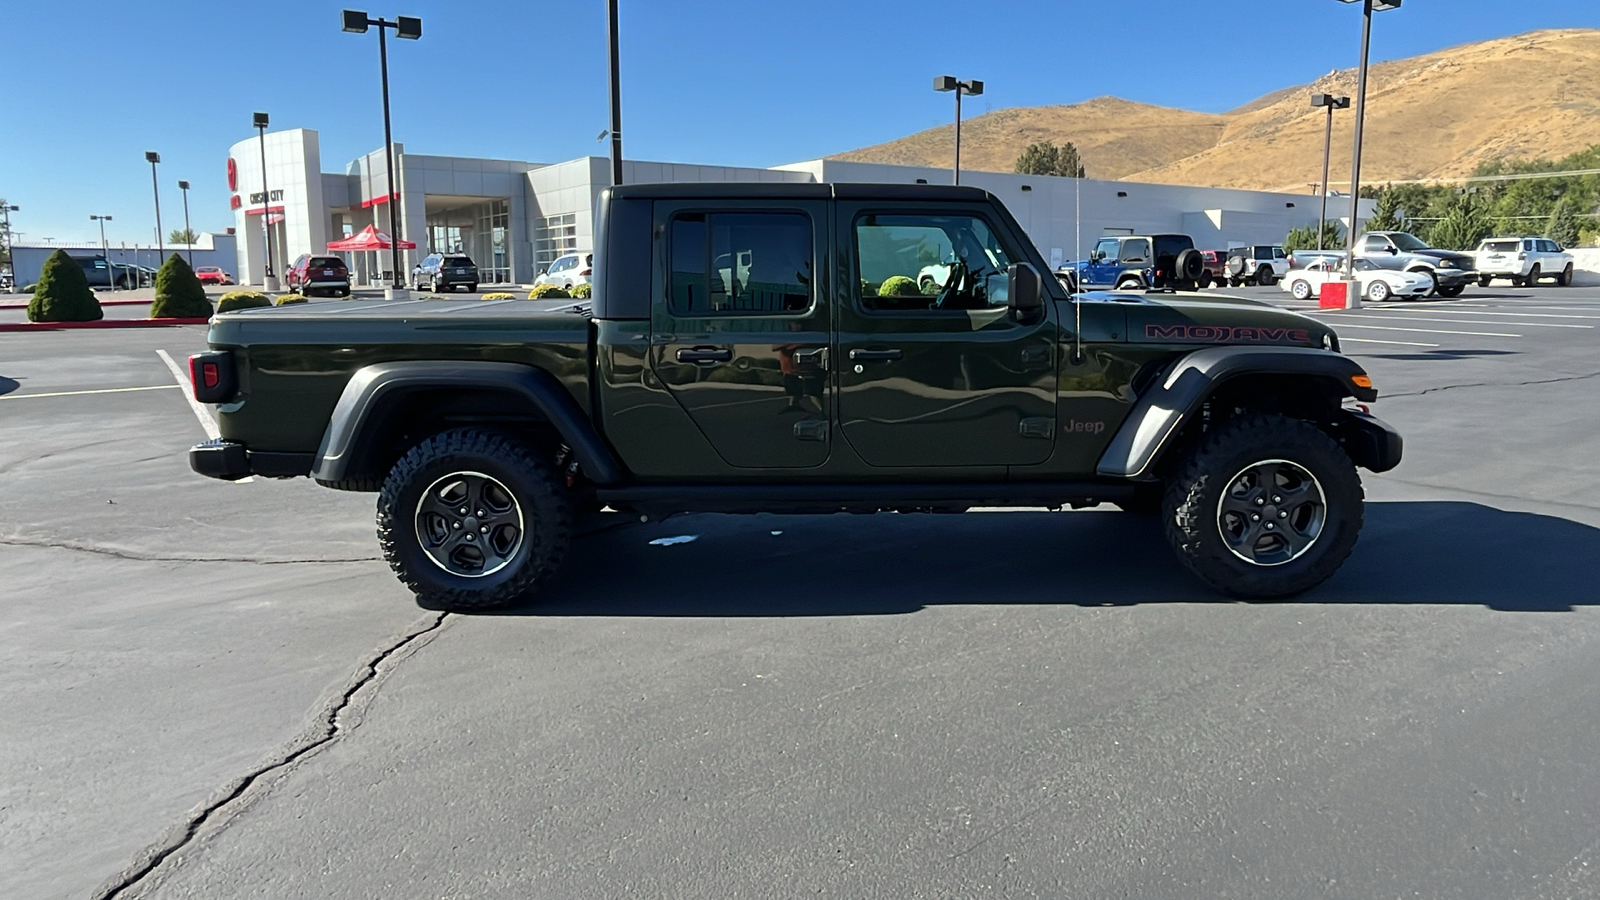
150, 254, 213, 318
28, 250, 103, 322
480, 292, 516, 300
570, 282, 592, 299
879, 275, 920, 297
216, 291, 273, 313
274, 294, 308, 305
528, 283, 571, 299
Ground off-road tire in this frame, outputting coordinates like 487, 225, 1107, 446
1478, 275, 1492, 288
1436, 284, 1464, 298
1162, 413, 1363, 599
1558, 263, 1573, 287
1526, 263, 1541, 287
377, 428, 572, 611
1255, 266, 1277, 287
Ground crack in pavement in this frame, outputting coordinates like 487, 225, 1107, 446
0, 535, 381, 565
1385, 369, 1600, 398
90, 610, 452, 900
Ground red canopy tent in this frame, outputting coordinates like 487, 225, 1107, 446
327, 224, 415, 251
328, 225, 416, 286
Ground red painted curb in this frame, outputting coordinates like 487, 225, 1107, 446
0, 317, 211, 332
0, 299, 154, 310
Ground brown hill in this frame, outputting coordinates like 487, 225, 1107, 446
830, 29, 1600, 192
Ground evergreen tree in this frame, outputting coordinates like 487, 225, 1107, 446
150, 254, 214, 318
1283, 221, 1343, 252
169, 228, 199, 245
1363, 189, 1408, 233
1013, 140, 1086, 178
27, 249, 103, 322
1428, 194, 1493, 251
1545, 197, 1581, 247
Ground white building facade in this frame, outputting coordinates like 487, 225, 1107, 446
227, 128, 1371, 287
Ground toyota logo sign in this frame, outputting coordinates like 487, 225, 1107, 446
227, 157, 238, 192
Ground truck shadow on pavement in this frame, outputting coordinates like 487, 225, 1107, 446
0, 375, 18, 396
500, 501, 1600, 617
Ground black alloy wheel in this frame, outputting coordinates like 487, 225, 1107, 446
378, 428, 572, 610
1163, 413, 1363, 598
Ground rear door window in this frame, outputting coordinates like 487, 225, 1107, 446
669, 212, 811, 315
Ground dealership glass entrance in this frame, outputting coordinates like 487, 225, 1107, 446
424, 197, 510, 284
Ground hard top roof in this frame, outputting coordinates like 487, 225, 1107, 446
604, 182, 997, 203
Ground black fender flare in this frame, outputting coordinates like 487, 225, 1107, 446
310, 361, 626, 486
1095, 346, 1380, 479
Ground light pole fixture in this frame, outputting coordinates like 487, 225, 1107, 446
145, 151, 164, 266
1337, 0, 1401, 277
606, 0, 623, 186
343, 9, 421, 296
90, 214, 115, 290
253, 111, 278, 290
1311, 93, 1350, 252
934, 75, 983, 186
177, 180, 194, 267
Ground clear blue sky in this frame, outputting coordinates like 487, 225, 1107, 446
0, 0, 1591, 246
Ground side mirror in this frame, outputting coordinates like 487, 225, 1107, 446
1007, 262, 1043, 316
1387, 246, 1398, 255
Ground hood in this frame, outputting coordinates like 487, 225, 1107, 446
1086, 290, 1340, 352
1412, 248, 1476, 266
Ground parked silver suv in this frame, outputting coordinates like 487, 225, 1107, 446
1474, 236, 1574, 287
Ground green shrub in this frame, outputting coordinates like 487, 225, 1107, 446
528, 283, 571, 299
920, 278, 942, 296
27, 249, 103, 322
215, 291, 273, 313
570, 282, 592, 299
22, 284, 37, 293
480, 292, 516, 300
274, 294, 308, 306
150, 254, 213, 318
878, 275, 920, 297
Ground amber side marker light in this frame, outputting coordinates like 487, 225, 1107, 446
1351, 374, 1373, 389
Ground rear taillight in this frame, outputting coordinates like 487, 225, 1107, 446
579, 268, 591, 276
1518, 252, 1527, 260
188, 351, 237, 403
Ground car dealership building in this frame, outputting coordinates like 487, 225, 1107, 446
228, 128, 1372, 287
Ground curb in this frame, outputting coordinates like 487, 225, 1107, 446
0, 317, 211, 332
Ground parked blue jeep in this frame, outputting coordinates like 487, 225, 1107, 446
1056, 233, 1205, 292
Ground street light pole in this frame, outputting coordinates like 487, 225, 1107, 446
934, 76, 984, 186
1311, 93, 1350, 252
145, 151, 163, 265
177, 180, 193, 267
343, 10, 422, 298
1338, 0, 1401, 277
606, 0, 623, 186
90, 215, 114, 291
254, 112, 278, 290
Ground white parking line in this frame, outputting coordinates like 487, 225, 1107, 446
0, 384, 180, 400
156, 349, 220, 439
1339, 337, 1440, 347
1340, 315, 1590, 329
1363, 308, 1600, 320
1331, 323, 1521, 337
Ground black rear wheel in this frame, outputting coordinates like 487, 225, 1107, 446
377, 428, 572, 611
1526, 263, 1541, 287
1163, 413, 1363, 598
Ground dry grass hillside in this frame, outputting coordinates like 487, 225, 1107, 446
831, 29, 1600, 192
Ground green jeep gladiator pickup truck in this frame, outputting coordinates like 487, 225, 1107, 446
188, 183, 1400, 609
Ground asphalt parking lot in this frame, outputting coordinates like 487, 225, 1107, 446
4, 284, 1600, 899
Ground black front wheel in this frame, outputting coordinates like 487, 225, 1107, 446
377, 428, 573, 611
1163, 413, 1363, 599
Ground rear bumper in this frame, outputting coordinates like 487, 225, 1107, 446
189, 439, 314, 480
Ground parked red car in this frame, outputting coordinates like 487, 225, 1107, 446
285, 255, 351, 297
195, 266, 233, 285
1199, 250, 1228, 288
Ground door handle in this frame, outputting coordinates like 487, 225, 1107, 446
792, 347, 828, 368
676, 347, 732, 364
848, 348, 902, 362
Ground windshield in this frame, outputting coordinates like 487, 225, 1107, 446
1389, 233, 1430, 251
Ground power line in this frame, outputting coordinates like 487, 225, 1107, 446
1328, 167, 1600, 187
